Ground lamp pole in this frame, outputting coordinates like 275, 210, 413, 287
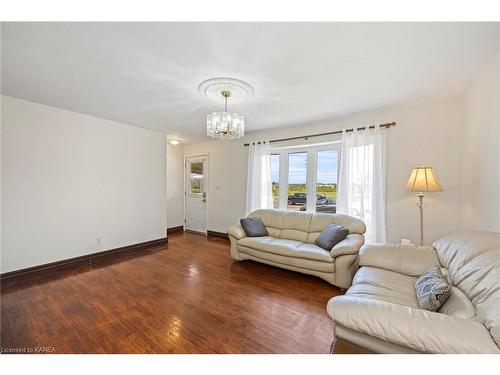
416, 193, 425, 245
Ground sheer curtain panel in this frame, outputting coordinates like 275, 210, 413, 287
337, 127, 387, 243
245, 141, 273, 215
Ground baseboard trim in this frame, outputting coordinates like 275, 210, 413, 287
207, 230, 229, 240
0, 237, 168, 282
167, 225, 184, 234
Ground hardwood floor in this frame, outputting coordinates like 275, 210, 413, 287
1, 232, 368, 354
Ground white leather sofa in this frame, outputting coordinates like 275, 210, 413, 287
327, 231, 500, 353
226, 209, 366, 289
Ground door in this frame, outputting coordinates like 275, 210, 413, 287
184, 155, 208, 234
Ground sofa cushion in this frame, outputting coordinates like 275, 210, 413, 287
315, 223, 349, 250
240, 217, 269, 237
280, 229, 309, 242
266, 227, 281, 238
415, 266, 451, 311
279, 211, 312, 242
296, 243, 335, 263
433, 231, 500, 347
238, 246, 335, 273
237, 236, 275, 251
259, 238, 334, 263
347, 267, 419, 308
263, 238, 301, 253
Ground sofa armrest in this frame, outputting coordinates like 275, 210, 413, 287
330, 234, 364, 258
327, 296, 499, 354
359, 243, 440, 276
226, 224, 247, 240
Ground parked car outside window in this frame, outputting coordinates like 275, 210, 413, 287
287, 193, 326, 205
299, 198, 336, 213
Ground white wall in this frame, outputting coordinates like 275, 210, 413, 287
167, 142, 184, 229
184, 97, 464, 245
1, 96, 167, 273
460, 50, 500, 232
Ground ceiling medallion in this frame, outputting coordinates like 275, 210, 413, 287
199, 78, 254, 139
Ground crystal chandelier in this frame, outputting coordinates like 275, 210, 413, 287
206, 90, 245, 139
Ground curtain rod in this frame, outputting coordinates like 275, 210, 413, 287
243, 121, 396, 147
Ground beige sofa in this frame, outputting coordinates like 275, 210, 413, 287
226, 209, 366, 289
327, 231, 500, 353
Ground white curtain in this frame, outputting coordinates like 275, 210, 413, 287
337, 126, 387, 243
245, 141, 273, 215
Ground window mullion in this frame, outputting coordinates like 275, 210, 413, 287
306, 149, 317, 212
279, 150, 288, 210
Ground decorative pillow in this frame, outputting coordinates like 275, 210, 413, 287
240, 217, 269, 237
315, 223, 349, 250
415, 266, 451, 311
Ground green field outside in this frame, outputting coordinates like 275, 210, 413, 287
272, 183, 337, 199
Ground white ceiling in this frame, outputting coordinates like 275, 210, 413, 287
2, 22, 499, 143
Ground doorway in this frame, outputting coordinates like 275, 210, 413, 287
184, 154, 208, 234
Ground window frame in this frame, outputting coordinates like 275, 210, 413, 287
186, 156, 206, 197
270, 153, 281, 209
271, 142, 341, 212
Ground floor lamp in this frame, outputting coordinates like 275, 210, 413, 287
406, 167, 444, 245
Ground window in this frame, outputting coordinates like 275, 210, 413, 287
272, 144, 340, 213
189, 162, 203, 195
287, 152, 308, 211
270, 154, 280, 209
316, 149, 338, 213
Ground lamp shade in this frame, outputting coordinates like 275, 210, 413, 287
406, 167, 444, 192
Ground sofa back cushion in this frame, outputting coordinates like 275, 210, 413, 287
433, 231, 500, 348
247, 209, 366, 244
280, 211, 312, 242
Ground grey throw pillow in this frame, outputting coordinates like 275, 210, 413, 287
240, 217, 268, 237
415, 266, 451, 311
315, 223, 349, 250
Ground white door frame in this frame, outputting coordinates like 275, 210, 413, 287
183, 153, 209, 235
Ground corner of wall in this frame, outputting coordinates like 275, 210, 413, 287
166, 142, 185, 229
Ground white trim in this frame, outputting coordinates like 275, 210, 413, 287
306, 149, 316, 212
279, 151, 288, 210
